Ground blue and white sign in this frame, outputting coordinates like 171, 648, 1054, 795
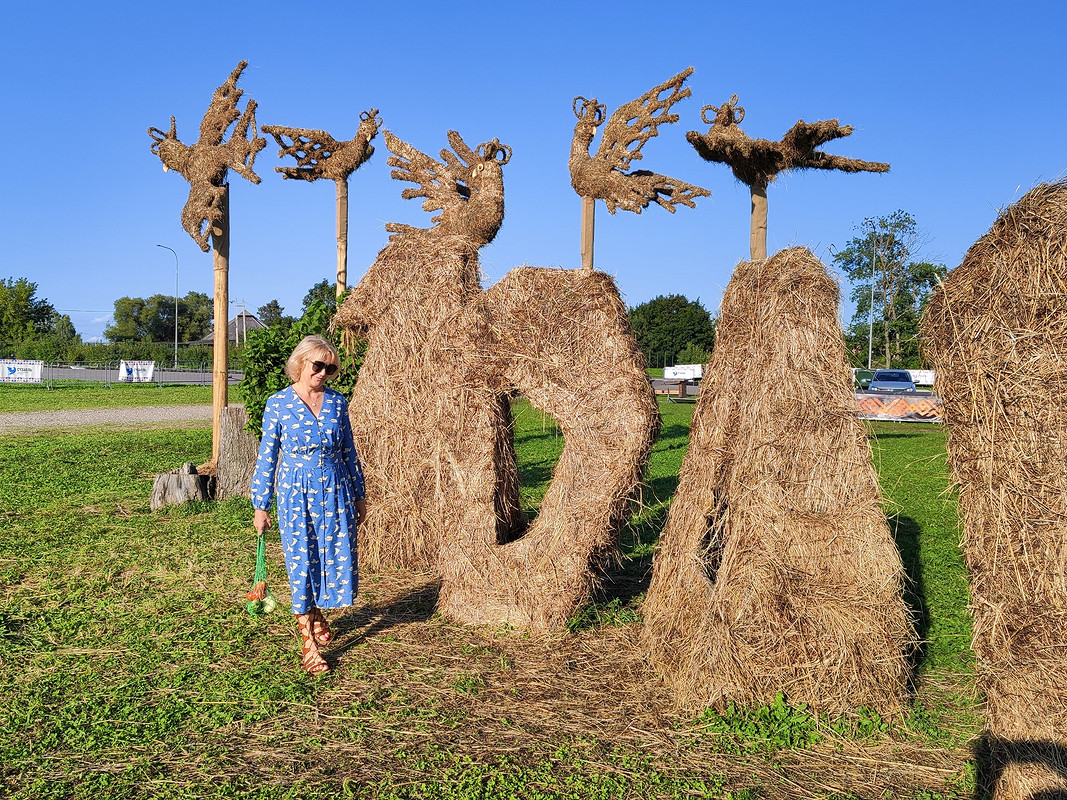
0, 359, 43, 384
119, 360, 155, 382
664, 364, 704, 380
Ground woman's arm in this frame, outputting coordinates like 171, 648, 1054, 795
251, 396, 284, 532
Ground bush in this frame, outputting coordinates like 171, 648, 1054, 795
236, 299, 365, 435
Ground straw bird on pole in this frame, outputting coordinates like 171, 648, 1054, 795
569, 67, 709, 271
686, 94, 889, 261
262, 110, 383, 298
148, 60, 266, 465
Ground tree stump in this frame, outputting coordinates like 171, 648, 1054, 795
151, 462, 215, 511
216, 406, 259, 501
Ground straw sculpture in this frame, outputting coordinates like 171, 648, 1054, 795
148, 61, 266, 252
921, 180, 1067, 800
686, 95, 888, 260
434, 267, 660, 630
570, 67, 709, 269
262, 110, 383, 297
642, 247, 915, 715
335, 130, 659, 630
333, 130, 513, 572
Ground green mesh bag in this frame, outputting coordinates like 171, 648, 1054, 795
245, 532, 278, 616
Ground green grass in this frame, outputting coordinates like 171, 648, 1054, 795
0, 395, 979, 799
0, 383, 213, 413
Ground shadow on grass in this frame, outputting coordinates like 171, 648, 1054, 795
328, 579, 441, 660
888, 512, 930, 672
972, 735, 1067, 799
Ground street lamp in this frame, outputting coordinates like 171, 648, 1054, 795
865, 219, 877, 371
156, 244, 179, 369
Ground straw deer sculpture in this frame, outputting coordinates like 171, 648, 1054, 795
335, 130, 659, 631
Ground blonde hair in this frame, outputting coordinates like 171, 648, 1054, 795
286, 335, 340, 382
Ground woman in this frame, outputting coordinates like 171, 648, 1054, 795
251, 335, 367, 675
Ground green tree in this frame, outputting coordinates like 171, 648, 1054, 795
833, 211, 946, 369
627, 294, 716, 366
302, 279, 341, 317
104, 291, 212, 343
0, 277, 55, 343
257, 299, 286, 326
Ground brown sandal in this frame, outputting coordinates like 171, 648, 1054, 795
309, 607, 333, 646
297, 613, 330, 676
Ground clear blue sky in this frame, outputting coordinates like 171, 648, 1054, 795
3, 1, 1064, 342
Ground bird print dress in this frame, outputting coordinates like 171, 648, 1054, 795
251, 385, 366, 614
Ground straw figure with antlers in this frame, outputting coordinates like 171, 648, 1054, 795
686, 94, 888, 260
148, 61, 266, 467
262, 110, 383, 298
569, 67, 709, 269
334, 130, 659, 631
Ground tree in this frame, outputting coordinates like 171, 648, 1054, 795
833, 211, 946, 369
104, 291, 213, 343
257, 299, 285, 326
628, 294, 716, 366
302, 279, 340, 317
0, 277, 55, 343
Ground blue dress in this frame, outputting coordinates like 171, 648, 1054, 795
251, 386, 366, 614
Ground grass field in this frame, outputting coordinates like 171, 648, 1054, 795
0, 383, 213, 413
0, 389, 979, 799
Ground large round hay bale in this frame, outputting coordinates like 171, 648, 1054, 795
922, 180, 1067, 800
642, 247, 915, 715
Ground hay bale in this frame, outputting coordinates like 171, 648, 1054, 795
921, 180, 1067, 800
434, 267, 660, 631
642, 247, 915, 715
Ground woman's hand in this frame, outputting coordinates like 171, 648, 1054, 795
355, 499, 367, 526
254, 508, 272, 535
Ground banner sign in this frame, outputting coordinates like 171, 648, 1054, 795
119, 360, 155, 382
664, 364, 704, 380
0, 359, 43, 383
856, 392, 941, 423
908, 370, 936, 386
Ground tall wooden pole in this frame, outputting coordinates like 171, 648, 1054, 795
580, 195, 595, 271
210, 185, 230, 466
750, 183, 768, 261
336, 179, 349, 299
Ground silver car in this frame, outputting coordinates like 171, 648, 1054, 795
867, 369, 916, 393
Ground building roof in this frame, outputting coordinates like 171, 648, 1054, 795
194, 310, 266, 344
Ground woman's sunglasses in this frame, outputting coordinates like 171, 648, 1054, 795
310, 360, 338, 376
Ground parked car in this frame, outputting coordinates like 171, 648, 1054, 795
867, 369, 916, 393
853, 369, 874, 390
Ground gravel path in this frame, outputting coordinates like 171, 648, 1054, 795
0, 404, 216, 431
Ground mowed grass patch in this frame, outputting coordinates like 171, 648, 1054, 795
0, 383, 213, 413
0, 405, 979, 799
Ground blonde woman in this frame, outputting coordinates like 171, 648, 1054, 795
251, 335, 367, 675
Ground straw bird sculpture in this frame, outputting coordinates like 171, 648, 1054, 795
262, 110, 383, 297
148, 61, 266, 252
569, 67, 709, 269
335, 130, 659, 631
687, 94, 888, 260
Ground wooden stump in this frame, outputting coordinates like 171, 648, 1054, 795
151, 462, 215, 511
216, 406, 259, 501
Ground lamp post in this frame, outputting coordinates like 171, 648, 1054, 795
156, 244, 179, 369
865, 219, 877, 371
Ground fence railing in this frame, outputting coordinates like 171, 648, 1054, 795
37, 361, 243, 389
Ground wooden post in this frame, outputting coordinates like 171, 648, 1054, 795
580, 195, 595, 271
750, 183, 768, 261
336, 178, 348, 299
210, 185, 230, 466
